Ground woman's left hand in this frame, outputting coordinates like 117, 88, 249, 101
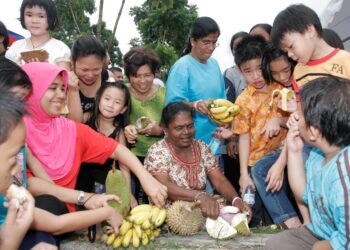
138, 119, 163, 136
140, 177, 168, 208
194, 100, 209, 115
84, 193, 121, 210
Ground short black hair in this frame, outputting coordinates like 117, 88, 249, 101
161, 102, 195, 128
0, 90, 26, 144
229, 31, 249, 52
271, 4, 323, 48
20, 0, 59, 31
123, 47, 160, 79
300, 76, 350, 148
182, 17, 220, 56
323, 28, 344, 49
109, 66, 123, 73
261, 42, 295, 83
0, 57, 32, 93
249, 23, 272, 35
234, 35, 266, 67
0, 21, 9, 50
71, 35, 106, 63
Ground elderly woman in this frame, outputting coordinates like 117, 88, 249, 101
144, 102, 251, 219
22, 62, 167, 214
123, 48, 166, 202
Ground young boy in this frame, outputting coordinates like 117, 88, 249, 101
271, 4, 350, 95
265, 76, 350, 250
218, 35, 300, 227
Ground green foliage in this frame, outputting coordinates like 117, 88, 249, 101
52, 0, 122, 66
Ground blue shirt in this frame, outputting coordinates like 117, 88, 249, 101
303, 146, 350, 250
166, 55, 226, 145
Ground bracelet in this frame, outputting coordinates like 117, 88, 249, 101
232, 196, 242, 206
193, 100, 202, 110
83, 193, 97, 206
194, 191, 207, 203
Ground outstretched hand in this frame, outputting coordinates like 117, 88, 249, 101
84, 193, 121, 210
140, 176, 168, 208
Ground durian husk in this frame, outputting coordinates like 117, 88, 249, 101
231, 213, 251, 236
206, 216, 237, 240
166, 201, 205, 235
135, 116, 151, 130
105, 161, 131, 217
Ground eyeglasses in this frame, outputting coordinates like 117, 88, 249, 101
198, 39, 220, 48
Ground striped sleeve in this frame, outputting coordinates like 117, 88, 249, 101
329, 149, 350, 250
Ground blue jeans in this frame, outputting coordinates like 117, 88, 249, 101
251, 149, 298, 224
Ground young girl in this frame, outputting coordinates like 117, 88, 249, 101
5, 0, 70, 70
76, 81, 132, 198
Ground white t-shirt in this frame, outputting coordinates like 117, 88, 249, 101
6, 38, 71, 65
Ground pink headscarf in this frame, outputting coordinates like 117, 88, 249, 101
23, 62, 77, 180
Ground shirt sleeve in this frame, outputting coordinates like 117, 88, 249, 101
144, 142, 169, 175
76, 122, 118, 164
54, 40, 71, 63
165, 60, 190, 104
233, 92, 250, 135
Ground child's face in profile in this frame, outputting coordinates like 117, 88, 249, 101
24, 5, 49, 35
280, 31, 314, 65
0, 122, 25, 194
239, 58, 267, 90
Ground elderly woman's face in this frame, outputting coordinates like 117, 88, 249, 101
129, 65, 154, 94
165, 111, 195, 148
40, 75, 66, 117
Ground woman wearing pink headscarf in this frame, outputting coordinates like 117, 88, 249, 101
22, 62, 167, 214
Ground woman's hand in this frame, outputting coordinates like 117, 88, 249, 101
261, 117, 281, 140
193, 100, 209, 115
198, 193, 220, 219
104, 206, 123, 234
213, 127, 234, 140
265, 163, 285, 193
239, 174, 255, 195
138, 119, 163, 136
140, 176, 168, 208
84, 193, 121, 210
68, 71, 80, 91
124, 125, 138, 144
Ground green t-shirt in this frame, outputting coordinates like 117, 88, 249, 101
129, 86, 166, 156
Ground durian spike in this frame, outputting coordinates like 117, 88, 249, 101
112, 160, 116, 173
191, 201, 201, 209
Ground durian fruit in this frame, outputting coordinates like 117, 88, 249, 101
231, 213, 250, 236
105, 161, 131, 217
166, 201, 205, 235
206, 216, 237, 240
135, 116, 151, 130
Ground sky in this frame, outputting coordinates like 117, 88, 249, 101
1, 0, 332, 71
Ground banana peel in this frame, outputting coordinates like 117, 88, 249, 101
269, 88, 295, 111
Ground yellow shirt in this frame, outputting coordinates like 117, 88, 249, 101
233, 83, 287, 166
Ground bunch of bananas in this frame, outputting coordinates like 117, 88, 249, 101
208, 99, 240, 125
103, 204, 167, 248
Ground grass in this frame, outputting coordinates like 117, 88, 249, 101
250, 225, 283, 234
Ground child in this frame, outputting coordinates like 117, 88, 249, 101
216, 35, 300, 228
271, 4, 350, 94
265, 76, 350, 250
76, 81, 132, 198
5, 0, 70, 70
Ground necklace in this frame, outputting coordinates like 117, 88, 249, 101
30, 37, 51, 49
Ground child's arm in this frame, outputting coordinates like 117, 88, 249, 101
26, 148, 54, 184
32, 206, 122, 235
0, 189, 34, 250
238, 133, 255, 194
265, 143, 287, 192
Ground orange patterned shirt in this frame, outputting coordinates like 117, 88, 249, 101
233, 83, 287, 166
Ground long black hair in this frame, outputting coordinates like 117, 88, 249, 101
86, 81, 131, 135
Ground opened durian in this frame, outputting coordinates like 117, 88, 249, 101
105, 161, 131, 217
166, 201, 205, 235
231, 213, 250, 236
206, 216, 237, 240
135, 116, 151, 130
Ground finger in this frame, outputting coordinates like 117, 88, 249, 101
5, 200, 19, 223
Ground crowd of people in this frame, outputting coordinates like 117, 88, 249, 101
0, 0, 349, 249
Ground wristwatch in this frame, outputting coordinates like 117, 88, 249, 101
77, 191, 85, 206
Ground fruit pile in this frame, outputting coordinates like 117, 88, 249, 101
208, 99, 240, 125
103, 204, 167, 248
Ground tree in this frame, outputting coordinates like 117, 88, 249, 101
52, 0, 123, 66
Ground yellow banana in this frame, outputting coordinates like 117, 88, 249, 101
149, 231, 155, 241
132, 228, 141, 248
106, 233, 116, 245
211, 110, 230, 120
219, 116, 234, 123
270, 88, 295, 111
133, 224, 142, 238
151, 206, 161, 224
145, 229, 151, 237
122, 229, 133, 248
119, 219, 133, 235
112, 235, 123, 248
210, 106, 228, 114
154, 209, 167, 227
213, 99, 234, 107
130, 204, 154, 215
141, 232, 149, 246
141, 218, 152, 229
154, 228, 161, 237
129, 211, 151, 225
227, 104, 240, 117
